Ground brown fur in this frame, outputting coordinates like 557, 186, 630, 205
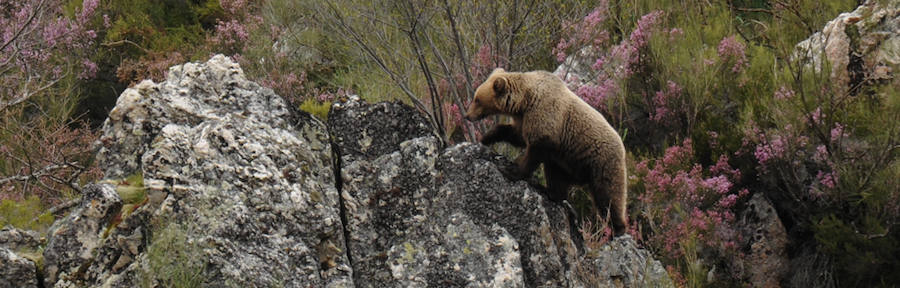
465, 68, 628, 234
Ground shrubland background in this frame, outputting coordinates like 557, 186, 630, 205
1, 0, 897, 286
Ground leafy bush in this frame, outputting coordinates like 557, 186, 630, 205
0, 196, 54, 232
139, 221, 208, 288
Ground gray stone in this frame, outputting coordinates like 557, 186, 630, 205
53, 55, 352, 287
0, 248, 38, 288
794, 0, 900, 92
43, 184, 122, 285
330, 96, 671, 287
738, 193, 789, 287
0, 226, 41, 251
578, 235, 673, 288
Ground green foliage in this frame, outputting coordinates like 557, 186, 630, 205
139, 221, 208, 288
814, 214, 900, 284
0, 197, 54, 232
299, 100, 331, 121
116, 173, 147, 205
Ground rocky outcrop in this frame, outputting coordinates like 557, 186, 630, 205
22, 55, 670, 287
47, 55, 351, 287
43, 184, 122, 285
738, 193, 789, 287
0, 227, 42, 288
329, 96, 671, 287
795, 0, 900, 93
0, 226, 41, 252
1, 248, 38, 288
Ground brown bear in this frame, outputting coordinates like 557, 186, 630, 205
465, 68, 628, 234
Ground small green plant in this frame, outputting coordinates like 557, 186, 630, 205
299, 99, 331, 121
139, 221, 208, 288
116, 173, 147, 205
0, 196, 54, 232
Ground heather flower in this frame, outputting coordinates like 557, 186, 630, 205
813, 145, 829, 162
717, 194, 738, 208
810, 107, 824, 124
830, 122, 845, 142
630, 11, 664, 47
78, 59, 98, 79
816, 170, 837, 189
774, 86, 795, 100
650, 80, 682, 123
754, 136, 785, 166
717, 35, 747, 73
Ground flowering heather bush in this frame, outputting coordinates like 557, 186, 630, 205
1, 0, 104, 227
631, 138, 748, 283
716, 35, 748, 74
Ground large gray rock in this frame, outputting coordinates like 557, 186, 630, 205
0, 248, 38, 288
43, 184, 122, 285
0, 226, 41, 251
32, 56, 671, 288
329, 97, 672, 287
795, 0, 900, 93
50, 55, 352, 287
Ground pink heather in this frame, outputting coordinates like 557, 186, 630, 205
830, 122, 845, 142
754, 136, 785, 165
650, 80, 682, 123
774, 86, 795, 100
704, 175, 733, 195
717, 194, 738, 208
814, 145, 829, 162
817, 170, 838, 189
630, 11, 664, 47
717, 35, 747, 73
79, 0, 99, 23
78, 59, 98, 79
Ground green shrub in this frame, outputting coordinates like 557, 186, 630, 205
139, 221, 208, 288
0, 197, 54, 232
299, 100, 331, 121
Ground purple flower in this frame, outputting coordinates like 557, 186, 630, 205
830, 123, 845, 142
78, 59, 98, 79
717, 35, 747, 73
774, 86, 795, 100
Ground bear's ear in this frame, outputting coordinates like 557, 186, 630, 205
492, 67, 505, 74
492, 76, 508, 96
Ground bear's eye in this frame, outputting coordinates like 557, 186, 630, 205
474, 99, 480, 105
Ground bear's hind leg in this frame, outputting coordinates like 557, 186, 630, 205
544, 162, 573, 202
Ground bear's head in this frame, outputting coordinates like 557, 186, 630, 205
465, 68, 511, 121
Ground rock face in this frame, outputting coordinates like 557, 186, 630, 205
43, 184, 122, 285
46, 55, 351, 287
329, 97, 671, 287
0, 226, 41, 252
738, 193, 789, 287
795, 0, 900, 93
0, 248, 38, 288
24, 55, 671, 287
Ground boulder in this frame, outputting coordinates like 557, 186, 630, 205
50, 55, 352, 287
43, 184, 122, 285
0, 226, 41, 251
795, 0, 900, 93
329, 96, 672, 287
0, 248, 38, 288
28, 56, 671, 287
738, 193, 789, 287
